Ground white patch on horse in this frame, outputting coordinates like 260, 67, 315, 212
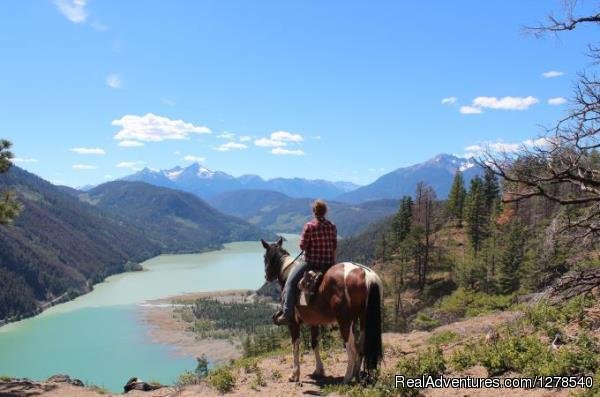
343, 262, 360, 307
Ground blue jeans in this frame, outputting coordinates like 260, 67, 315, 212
281, 261, 308, 320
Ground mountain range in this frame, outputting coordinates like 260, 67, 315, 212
121, 163, 359, 199
336, 154, 480, 203
121, 154, 480, 204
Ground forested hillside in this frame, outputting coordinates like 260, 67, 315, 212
0, 167, 162, 320
209, 189, 399, 236
83, 181, 268, 253
0, 170, 272, 322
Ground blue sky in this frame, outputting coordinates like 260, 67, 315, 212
1, 1, 596, 187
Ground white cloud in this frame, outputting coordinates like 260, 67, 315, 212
54, 0, 88, 23
548, 97, 567, 106
255, 137, 286, 147
112, 113, 211, 143
70, 147, 105, 155
12, 158, 38, 163
183, 155, 205, 163
472, 96, 539, 111
116, 161, 145, 170
72, 164, 96, 170
216, 142, 248, 151
441, 97, 457, 105
239, 135, 251, 142
161, 98, 176, 106
118, 140, 144, 147
254, 131, 304, 147
463, 137, 552, 158
542, 70, 564, 78
460, 106, 483, 114
464, 144, 483, 153
271, 148, 305, 156
217, 132, 236, 140
271, 131, 303, 142
106, 74, 122, 89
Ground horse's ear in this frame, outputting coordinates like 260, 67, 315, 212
261, 239, 270, 250
276, 236, 283, 247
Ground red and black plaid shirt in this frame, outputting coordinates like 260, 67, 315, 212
300, 217, 337, 267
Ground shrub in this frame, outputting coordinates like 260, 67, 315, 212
176, 370, 199, 387
207, 365, 235, 394
437, 288, 513, 318
411, 313, 440, 331
449, 344, 478, 371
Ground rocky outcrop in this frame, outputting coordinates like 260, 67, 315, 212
0, 374, 84, 396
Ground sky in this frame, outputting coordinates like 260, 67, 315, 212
1, 1, 597, 187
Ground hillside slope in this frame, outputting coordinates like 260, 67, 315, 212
82, 181, 270, 253
208, 189, 399, 236
0, 168, 161, 320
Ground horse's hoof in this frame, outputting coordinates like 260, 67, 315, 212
310, 370, 324, 378
288, 374, 299, 382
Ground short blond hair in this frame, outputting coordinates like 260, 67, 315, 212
312, 199, 327, 217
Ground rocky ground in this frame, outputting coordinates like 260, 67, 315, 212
1, 309, 582, 396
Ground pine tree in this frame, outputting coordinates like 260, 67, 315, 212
446, 171, 466, 226
497, 220, 526, 294
0, 139, 21, 225
465, 176, 488, 252
483, 167, 500, 214
392, 196, 413, 246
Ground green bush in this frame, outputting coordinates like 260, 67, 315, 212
437, 288, 513, 318
207, 365, 235, 393
411, 313, 440, 331
176, 370, 199, 387
449, 344, 478, 371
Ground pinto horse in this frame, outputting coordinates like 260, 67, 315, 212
261, 237, 383, 384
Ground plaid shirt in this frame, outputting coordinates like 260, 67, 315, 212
300, 217, 337, 268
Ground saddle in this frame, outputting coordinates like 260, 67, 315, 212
297, 270, 323, 306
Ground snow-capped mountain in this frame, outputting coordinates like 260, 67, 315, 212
121, 163, 359, 199
336, 154, 480, 203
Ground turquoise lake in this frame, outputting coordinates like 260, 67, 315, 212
0, 235, 299, 392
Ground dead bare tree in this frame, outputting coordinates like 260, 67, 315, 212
478, 2, 600, 242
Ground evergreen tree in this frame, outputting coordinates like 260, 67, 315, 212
446, 171, 466, 226
497, 220, 526, 294
0, 139, 21, 225
465, 176, 488, 252
482, 167, 500, 214
195, 354, 209, 379
392, 196, 413, 246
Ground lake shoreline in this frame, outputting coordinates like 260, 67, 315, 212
137, 289, 256, 364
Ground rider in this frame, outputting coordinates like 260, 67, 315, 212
273, 199, 337, 326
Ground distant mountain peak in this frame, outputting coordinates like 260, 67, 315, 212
337, 153, 482, 203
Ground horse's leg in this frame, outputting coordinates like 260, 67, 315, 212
354, 312, 366, 379
339, 319, 356, 384
310, 326, 324, 377
288, 321, 301, 382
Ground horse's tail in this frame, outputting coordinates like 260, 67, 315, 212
363, 273, 383, 371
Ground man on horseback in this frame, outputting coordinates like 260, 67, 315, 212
273, 199, 337, 326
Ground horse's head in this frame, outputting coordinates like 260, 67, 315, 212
261, 236, 288, 282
